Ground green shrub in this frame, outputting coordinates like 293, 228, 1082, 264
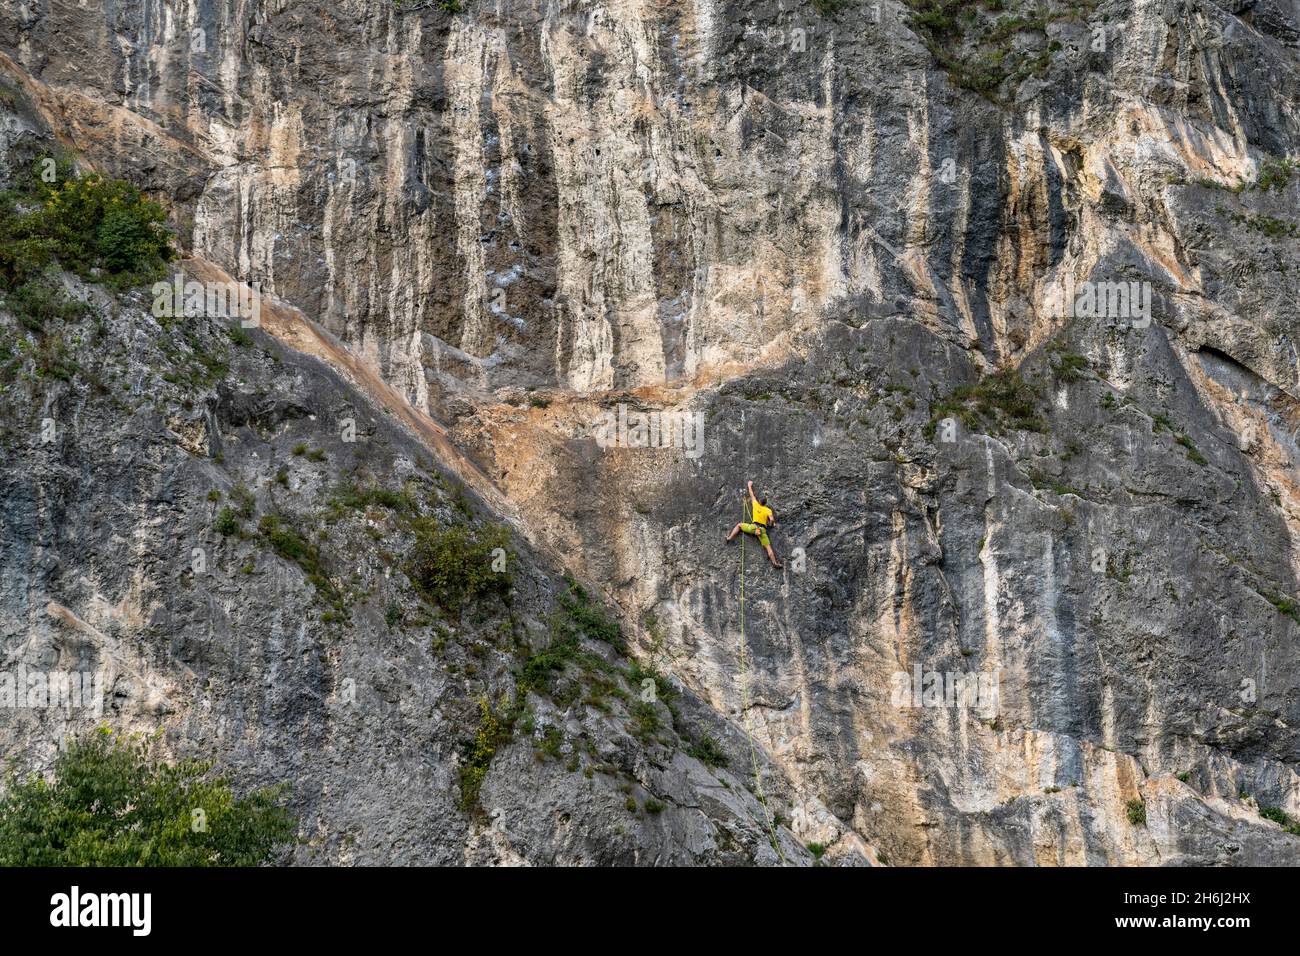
328, 476, 418, 515
34, 333, 78, 381
1260, 805, 1289, 826
1051, 351, 1089, 383
1257, 805, 1300, 833
1254, 158, 1299, 192
406, 518, 512, 614
230, 482, 256, 519
35, 171, 175, 289
4, 276, 87, 332
629, 701, 661, 742
0, 730, 296, 865
927, 367, 1046, 439
385, 602, 403, 629
258, 513, 340, 605
214, 507, 241, 536
687, 735, 730, 769
1257, 589, 1300, 626
458, 697, 510, 812
1175, 433, 1207, 466
558, 574, 622, 646
1126, 798, 1146, 825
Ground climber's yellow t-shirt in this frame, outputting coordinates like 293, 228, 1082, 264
750, 501, 773, 527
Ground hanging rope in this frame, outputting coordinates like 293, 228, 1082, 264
737, 417, 786, 864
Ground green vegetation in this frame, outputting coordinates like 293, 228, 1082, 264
458, 696, 511, 812
405, 517, 513, 614
926, 367, 1045, 439
0, 158, 174, 386
1126, 798, 1146, 825
902, 0, 1098, 100
0, 159, 174, 323
1259, 805, 1300, 834
807, 841, 827, 859
259, 513, 343, 609
687, 734, 730, 769
1257, 588, 1300, 627
214, 507, 242, 536
4, 276, 88, 332
0, 730, 296, 865
1193, 157, 1299, 194
385, 602, 403, 629
212, 484, 254, 537
538, 726, 564, 760
327, 475, 419, 517
517, 610, 620, 700
227, 325, 254, 348
1230, 210, 1299, 239
1106, 552, 1134, 584
1027, 467, 1085, 498
394, 0, 463, 12
1255, 158, 1300, 192
1050, 348, 1089, 383
558, 574, 622, 647
1174, 433, 1207, 466
628, 700, 661, 743
1147, 408, 1207, 466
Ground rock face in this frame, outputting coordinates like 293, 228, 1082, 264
3, 0, 1300, 864
0, 93, 814, 864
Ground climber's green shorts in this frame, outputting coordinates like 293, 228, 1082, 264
740, 523, 770, 548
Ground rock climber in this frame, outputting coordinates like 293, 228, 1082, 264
726, 479, 783, 569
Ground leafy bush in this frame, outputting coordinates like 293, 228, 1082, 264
1260, 589, 1300, 625
214, 507, 242, 536
1254, 158, 1300, 192
558, 574, 622, 646
1051, 350, 1089, 383
1126, 798, 1146, 825
0, 731, 296, 865
258, 513, 341, 606
328, 476, 418, 516
1258, 806, 1300, 833
458, 697, 510, 812
927, 367, 1046, 439
405, 518, 512, 613
35, 171, 175, 289
0, 161, 175, 332
629, 700, 661, 742
687, 735, 730, 769
3, 276, 87, 333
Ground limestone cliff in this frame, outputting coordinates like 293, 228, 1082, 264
2, 0, 1300, 864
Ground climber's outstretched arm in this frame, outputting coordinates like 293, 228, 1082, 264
747, 479, 758, 505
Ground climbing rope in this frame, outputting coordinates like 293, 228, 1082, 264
737, 442, 786, 863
